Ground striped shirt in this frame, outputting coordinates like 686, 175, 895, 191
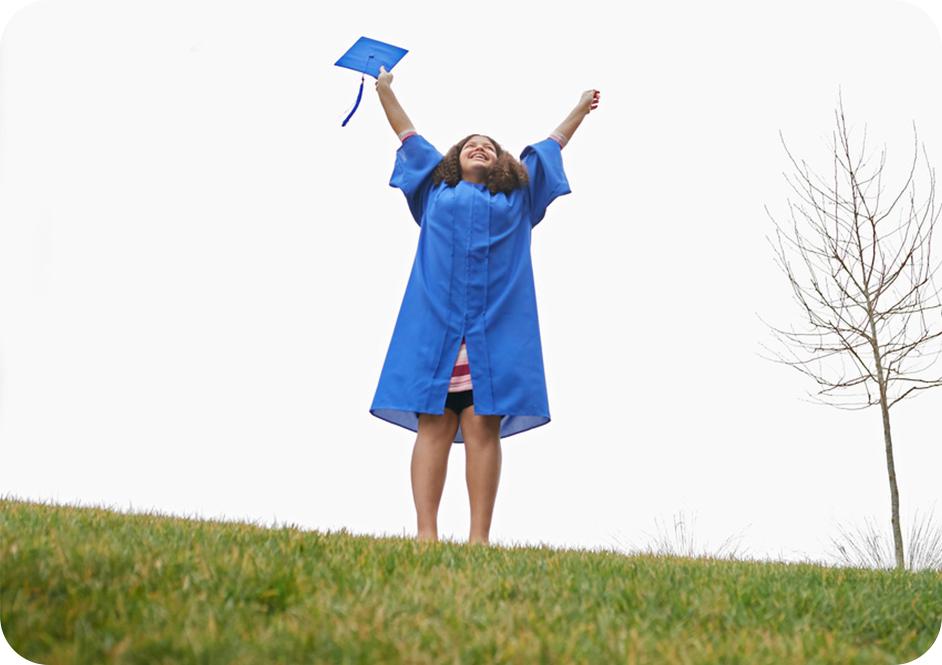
448, 336, 472, 392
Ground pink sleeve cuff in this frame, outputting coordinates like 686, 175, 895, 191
549, 133, 566, 148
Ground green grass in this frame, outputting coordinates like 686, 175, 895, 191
2, 497, 940, 664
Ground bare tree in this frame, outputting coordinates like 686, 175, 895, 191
760, 93, 942, 570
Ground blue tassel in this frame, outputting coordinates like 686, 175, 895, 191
342, 74, 365, 127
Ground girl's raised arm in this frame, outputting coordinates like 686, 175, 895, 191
549, 89, 600, 148
375, 65, 417, 141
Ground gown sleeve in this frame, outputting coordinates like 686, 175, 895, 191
389, 134, 444, 227
519, 138, 572, 228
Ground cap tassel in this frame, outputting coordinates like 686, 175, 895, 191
341, 74, 365, 127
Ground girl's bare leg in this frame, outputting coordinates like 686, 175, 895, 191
412, 411, 459, 542
461, 406, 502, 545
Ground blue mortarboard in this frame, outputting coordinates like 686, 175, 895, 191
335, 36, 408, 127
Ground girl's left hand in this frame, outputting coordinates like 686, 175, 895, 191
579, 89, 600, 115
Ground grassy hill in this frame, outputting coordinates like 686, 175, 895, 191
1, 497, 940, 664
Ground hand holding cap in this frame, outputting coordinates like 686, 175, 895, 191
376, 65, 394, 89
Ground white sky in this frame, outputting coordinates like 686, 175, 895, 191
1, 0, 940, 572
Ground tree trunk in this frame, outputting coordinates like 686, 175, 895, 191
867, 304, 906, 570
877, 386, 905, 570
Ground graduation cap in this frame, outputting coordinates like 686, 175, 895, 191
335, 36, 408, 127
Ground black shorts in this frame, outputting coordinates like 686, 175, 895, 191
444, 389, 474, 416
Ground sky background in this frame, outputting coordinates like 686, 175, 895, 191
1, 0, 940, 573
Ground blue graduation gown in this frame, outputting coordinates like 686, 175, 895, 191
370, 134, 571, 443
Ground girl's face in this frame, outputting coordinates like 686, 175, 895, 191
459, 135, 497, 181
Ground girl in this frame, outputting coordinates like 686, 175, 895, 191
370, 65, 599, 544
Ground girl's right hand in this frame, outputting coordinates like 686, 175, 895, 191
578, 89, 600, 115
376, 65, 393, 90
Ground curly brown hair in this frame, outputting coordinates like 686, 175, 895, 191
431, 133, 529, 195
